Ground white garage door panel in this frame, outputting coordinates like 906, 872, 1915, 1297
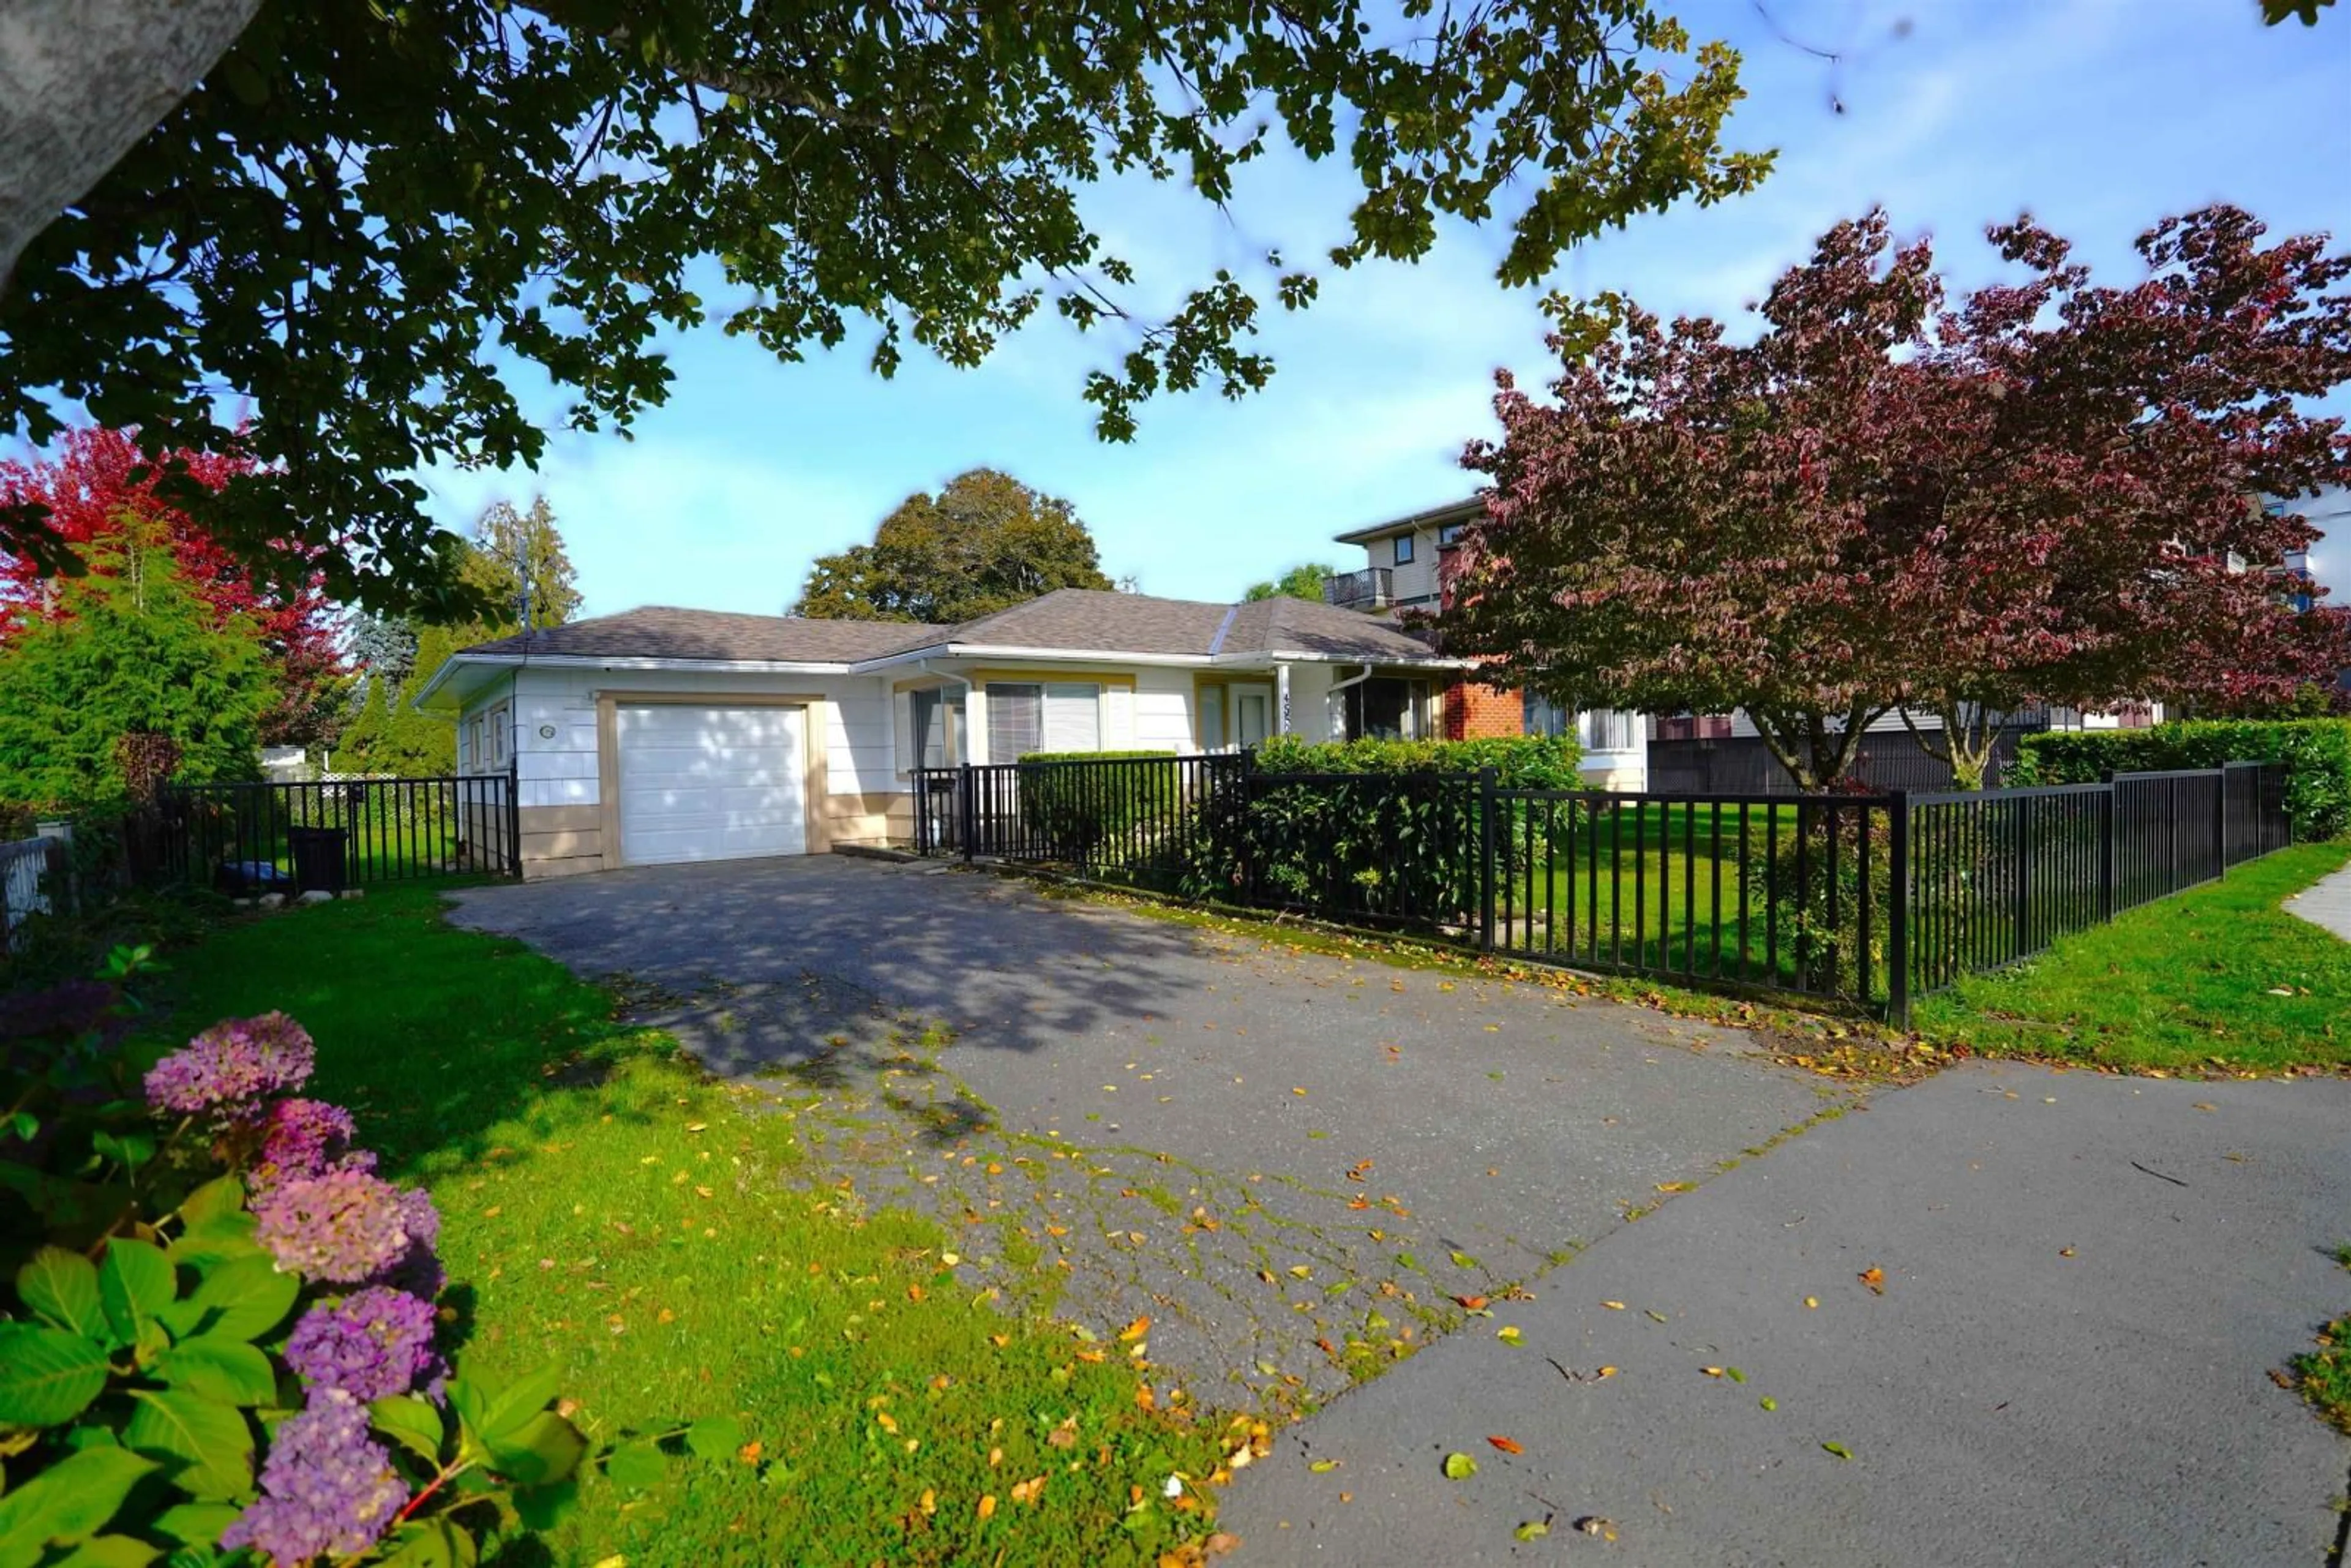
617, 705, 807, 865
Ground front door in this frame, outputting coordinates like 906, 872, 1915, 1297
1231, 684, 1273, 749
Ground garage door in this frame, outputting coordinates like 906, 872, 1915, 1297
615, 704, 808, 865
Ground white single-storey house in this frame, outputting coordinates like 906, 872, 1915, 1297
411, 588, 1479, 879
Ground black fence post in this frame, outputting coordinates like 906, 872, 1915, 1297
1477, 765, 1498, 953
506, 760, 523, 878
2212, 765, 2228, 880
956, 763, 977, 864
2098, 773, 2117, 924
1885, 790, 1910, 1029
2011, 792, 2031, 964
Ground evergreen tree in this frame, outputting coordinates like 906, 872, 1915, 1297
0, 529, 270, 806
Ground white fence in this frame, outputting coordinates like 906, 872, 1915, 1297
1, 835, 64, 947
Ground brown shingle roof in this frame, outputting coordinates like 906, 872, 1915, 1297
907, 590, 1234, 658
459, 607, 936, 664
456, 590, 1455, 667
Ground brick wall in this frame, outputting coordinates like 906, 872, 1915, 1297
1442, 679, 1523, 740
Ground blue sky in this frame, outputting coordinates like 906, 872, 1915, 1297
414, 0, 2351, 617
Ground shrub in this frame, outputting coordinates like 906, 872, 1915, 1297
1185, 736, 1586, 930
2014, 719, 2351, 840
0, 958, 726, 1564
1250, 733, 1583, 790
1013, 750, 1182, 873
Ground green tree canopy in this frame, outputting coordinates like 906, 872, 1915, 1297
0, 2, 1769, 618
1243, 563, 1340, 602
460, 497, 583, 631
0, 530, 270, 806
795, 469, 1114, 623
333, 623, 464, 776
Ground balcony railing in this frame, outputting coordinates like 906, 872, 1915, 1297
1322, 567, 1393, 611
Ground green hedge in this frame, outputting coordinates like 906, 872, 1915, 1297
1189, 736, 1585, 930
1251, 733, 1583, 789
2013, 719, 2351, 840
1013, 751, 1182, 871
1017, 750, 1180, 765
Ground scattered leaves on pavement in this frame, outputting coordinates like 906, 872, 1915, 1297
1859, 1266, 1886, 1296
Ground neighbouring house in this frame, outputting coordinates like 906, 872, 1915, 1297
1323, 497, 1650, 789
412, 589, 1472, 878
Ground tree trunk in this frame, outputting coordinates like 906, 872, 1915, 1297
0, 0, 258, 293
1750, 705, 1883, 793
1900, 700, 1999, 790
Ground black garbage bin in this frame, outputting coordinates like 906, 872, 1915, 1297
287, 825, 348, 895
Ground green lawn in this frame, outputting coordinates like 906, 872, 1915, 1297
1499, 801, 1873, 995
150, 887, 1226, 1567
1910, 840, 2351, 1071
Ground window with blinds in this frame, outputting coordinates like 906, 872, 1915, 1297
986, 682, 1101, 760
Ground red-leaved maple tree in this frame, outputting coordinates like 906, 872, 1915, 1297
0, 426, 348, 748
1442, 204, 2351, 789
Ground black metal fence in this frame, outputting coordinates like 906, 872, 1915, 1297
1646, 729, 2039, 794
147, 771, 521, 893
910, 755, 2294, 1022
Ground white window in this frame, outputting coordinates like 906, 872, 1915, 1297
487, 702, 512, 768
911, 687, 958, 769
465, 713, 487, 774
1393, 534, 1415, 566
988, 682, 1100, 760
1198, 686, 1226, 751
1580, 710, 1641, 752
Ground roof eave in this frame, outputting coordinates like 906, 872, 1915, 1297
853, 642, 1219, 672
1330, 497, 1482, 547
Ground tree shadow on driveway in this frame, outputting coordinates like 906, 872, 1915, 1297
451, 856, 1861, 1414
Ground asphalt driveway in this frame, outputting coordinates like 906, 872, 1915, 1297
451, 855, 2351, 1564
450, 855, 1852, 1411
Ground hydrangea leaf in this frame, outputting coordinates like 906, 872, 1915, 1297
163, 1213, 261, 1277
0, 1446, 156, 1568
0, 1323, 111, 1427
17, 1245, 104, 1339
97, 1237, 176, 1351
180, 1175, 247, 1226
373, 1517, 479, 1568
684, 1415, 744, 1462
124, 1388, 256, 1501
476, 1362, 564, 1446
166, 1255, 298, 1345
149, 1502, 243, 1549
605, 1440, 669, 1492
371, 1395, 449, 1465
153, 1335, 278, 1408
512, 1477, 581, 1534
482, 1412, 588, 1488
43, 1534, 156, 1567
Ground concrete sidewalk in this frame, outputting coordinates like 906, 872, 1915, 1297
2286, 861, 2351, 942
1223, 1061, 2351, 1567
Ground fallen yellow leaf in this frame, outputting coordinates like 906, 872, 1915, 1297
977, 1494, 997, 1521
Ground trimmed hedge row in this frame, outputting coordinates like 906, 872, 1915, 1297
2013, 719, 2351, 841
1013, 750, 1183, 865
1251, 733, 1584, 790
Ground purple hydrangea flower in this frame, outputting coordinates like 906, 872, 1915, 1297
143, 1012, 315, 1120
255, 1098, 374, 1188
370, 1188, 444, 1300
221, 1390, 409, 1564
285, 1287, 443, 1402
251, 1168, 416, 1284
